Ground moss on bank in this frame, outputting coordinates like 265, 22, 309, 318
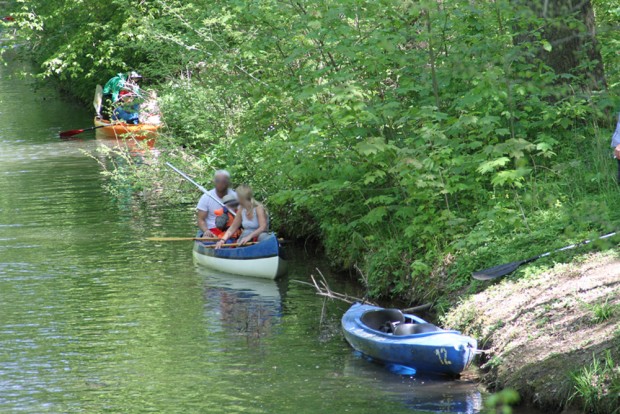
443, 251, 620, 412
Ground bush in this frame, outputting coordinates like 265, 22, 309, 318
8, 0, 620, 300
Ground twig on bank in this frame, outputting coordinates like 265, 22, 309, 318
354, 263, 369, 289
292, 268, 378, 306
293, 269, 433, 313
402, 303, 433, 313
292, 279, 316, 288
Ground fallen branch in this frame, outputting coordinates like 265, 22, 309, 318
297, 268, 377, 306
402, 303, 433, 313
293, 269, 432, 313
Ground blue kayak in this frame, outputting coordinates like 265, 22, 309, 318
341, 303, 477, 376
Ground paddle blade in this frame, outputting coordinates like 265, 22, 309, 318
472, 260, 525, 281
59, 129, 85, 138
93, 84, 103, 115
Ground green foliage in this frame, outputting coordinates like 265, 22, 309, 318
484, 388, 520, 414
9, 0, 620, 301
486, 356, 504, 370
83, 143, 159, 201
570, 351, 620, 414
593, 0, 620, 89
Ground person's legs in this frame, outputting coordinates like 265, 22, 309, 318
112, 107, 140, 124
239, 230, 270, 242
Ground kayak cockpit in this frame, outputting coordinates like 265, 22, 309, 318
361, 308, 404, 332
360, 308, 442, 336
393, 323, 442, 335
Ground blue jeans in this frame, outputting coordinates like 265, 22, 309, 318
112, 107, 140, 124
239, 230, 269, 242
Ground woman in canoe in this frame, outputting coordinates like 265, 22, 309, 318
215, 185, 269, 248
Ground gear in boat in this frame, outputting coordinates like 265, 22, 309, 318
360, 308, 442, 336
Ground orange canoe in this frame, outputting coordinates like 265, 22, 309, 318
94, 117, 160, 144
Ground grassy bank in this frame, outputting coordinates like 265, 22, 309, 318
4, 0, 620, 304
443, 251, 620, 413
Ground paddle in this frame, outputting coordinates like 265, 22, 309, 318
165, 162, 237, 217
59, 85, 107, 138
93, 84, 103, 116
147, 236, 220, 242
148, 236, 288, 243
203, 242, 258, 249
472, 231, 617, 281
59, 124, 110, 138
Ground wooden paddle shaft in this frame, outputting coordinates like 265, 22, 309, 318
203, 242, 258, 248
147, 237, 220, 242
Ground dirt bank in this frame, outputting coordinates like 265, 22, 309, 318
443, 251, 620, 412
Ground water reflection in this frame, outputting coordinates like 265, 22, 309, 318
196, 267, 284, 343
94, 136, 158, 157
343, 352, 484, 414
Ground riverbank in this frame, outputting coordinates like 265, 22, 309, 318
443, 251, 620, 412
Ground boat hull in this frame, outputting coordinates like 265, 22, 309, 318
193, 234, 287, 280
94, 117, 160, 144
342, 303, 477, 376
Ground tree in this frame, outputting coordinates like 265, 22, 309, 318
515, 0, 606, 89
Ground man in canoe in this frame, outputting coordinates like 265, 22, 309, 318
197, 170, 237, 239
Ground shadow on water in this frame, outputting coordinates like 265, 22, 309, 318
343, 352, 483, 414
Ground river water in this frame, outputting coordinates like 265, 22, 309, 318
0, 56, 485, 413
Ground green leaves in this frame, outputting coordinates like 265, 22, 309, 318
490, 168, 532, 188
16, 0, 620, 302
477, 157, 512, 174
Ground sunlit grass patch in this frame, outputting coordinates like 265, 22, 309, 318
584, 297, 618, 324
569, 351, 620, 414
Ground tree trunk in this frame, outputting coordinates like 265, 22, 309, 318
515, 0, 606, 90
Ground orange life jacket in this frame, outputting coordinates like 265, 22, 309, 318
214, 208, 234, 228
214, 208, 241, 239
